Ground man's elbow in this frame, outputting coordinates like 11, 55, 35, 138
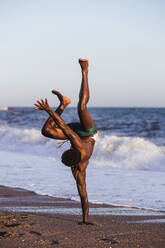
41, 127, 48, 137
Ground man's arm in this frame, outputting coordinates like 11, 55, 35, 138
34, 99, 86, 157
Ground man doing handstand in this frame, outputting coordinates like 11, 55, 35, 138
34, 59, 98, 224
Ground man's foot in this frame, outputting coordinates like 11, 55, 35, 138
79, 58, 88, 72
52, 90, 71, 107
78, 221, 95, 226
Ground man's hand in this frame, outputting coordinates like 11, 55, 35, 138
34, 98, 50, 112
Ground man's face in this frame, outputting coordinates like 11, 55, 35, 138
61, 149, 81, 167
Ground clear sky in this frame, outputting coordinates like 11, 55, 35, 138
0, 0, 165, 107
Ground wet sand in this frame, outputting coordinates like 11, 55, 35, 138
0, 185, 165, 248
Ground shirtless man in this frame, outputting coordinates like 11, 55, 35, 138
34, 59, 98, 224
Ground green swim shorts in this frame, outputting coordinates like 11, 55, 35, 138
71, 122, 98, 137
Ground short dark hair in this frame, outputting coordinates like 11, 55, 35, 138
61, 149, 81, 167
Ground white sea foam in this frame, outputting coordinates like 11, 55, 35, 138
0, 125, 43, 145
0, 124, 60, 156
0, 134, 165, 211
93, 134, 165, 171
1, 124, 165, 172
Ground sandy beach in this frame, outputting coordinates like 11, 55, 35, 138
0, 185, 164, 248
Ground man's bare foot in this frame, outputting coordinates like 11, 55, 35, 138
52, 90, 71, 107
79, 58, 88, 72
78, 221, 95, 226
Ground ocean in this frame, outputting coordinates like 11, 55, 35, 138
0, 107, 165, 212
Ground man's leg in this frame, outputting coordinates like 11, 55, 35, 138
42, 90, 71, 139
78, 59, 94, 130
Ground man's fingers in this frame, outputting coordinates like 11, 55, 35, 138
45, 98, 48, 104
41, 99, 44, 104
34, 103, 41, 108
36, 100, 42, 106
34, 106, 43, 110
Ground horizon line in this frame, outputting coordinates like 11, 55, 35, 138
1, 106, 165, 109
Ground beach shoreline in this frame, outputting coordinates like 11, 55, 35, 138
0, 185, 165, 247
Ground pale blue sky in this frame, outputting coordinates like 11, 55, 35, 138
0, 0, 165, 107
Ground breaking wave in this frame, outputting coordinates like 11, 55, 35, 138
93, 134, 165, 171
1, 124, 165, 172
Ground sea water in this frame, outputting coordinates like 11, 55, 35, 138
0, 107, 165, 211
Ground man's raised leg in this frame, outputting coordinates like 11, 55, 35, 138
78, 59, 94, 130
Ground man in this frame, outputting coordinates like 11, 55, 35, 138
34, 59, 98, 224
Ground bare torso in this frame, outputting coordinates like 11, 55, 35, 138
70, 137, 95, 172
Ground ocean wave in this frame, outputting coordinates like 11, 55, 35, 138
93, 135, 165, 171
0, 124, 62, 156
1, 124, 165, 171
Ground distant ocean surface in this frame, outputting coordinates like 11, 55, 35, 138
0, 107, 165, 211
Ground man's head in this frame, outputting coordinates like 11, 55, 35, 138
61, 148, 81, 167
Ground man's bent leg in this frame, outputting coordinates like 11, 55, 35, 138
78, 59, 94, 130
42, 91, 71, 139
